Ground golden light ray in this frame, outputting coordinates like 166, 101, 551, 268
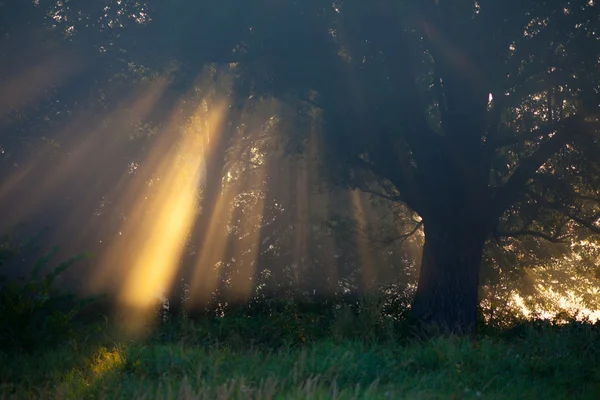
0, 111, 94, 221
0, 79, 169, 235
292, 159, 309, 284
182, 100, 234, 307
317, 192, 340, 294
225, 158, 269, 302
188, 180, 237, 307
116, 133, 203, 310
0, 48, 86, 120
96, 97, 231, 328
264, 153, 299, 285
189, 97, 295, 307
293, 125, 339, 293
307, 122, 340, 293
349, 190, 377, 290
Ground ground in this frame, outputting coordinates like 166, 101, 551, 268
1, 314, 599, 399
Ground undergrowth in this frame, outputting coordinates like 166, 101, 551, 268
1, 317, 599, 399
0, 235, 102, 353
1, 236, 599, 399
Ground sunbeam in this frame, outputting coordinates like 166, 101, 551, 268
0, 48, 87, 121
349, 190, 378, 290
0, 78, 170, 260
93, 94, 231, 331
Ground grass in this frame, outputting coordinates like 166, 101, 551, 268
2, 241, 599, 398
1, 313, 599, 399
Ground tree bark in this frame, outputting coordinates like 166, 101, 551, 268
411, 220, 488, 335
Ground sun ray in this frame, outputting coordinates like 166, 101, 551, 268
0, 79, 170, 248
0, 48, 87, 121
349, 190, 378, 290
94, 97, 230, 328
116, 133, 204, 314
292, 158, 310, 285
226, 164, 268, 302
188, 179, 236, 308
183, 101, 234, 308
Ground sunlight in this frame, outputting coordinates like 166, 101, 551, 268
291, 157, 310, 284
96, 96, 230, 331
188, 187, 235, 307
179, 99, 235, 307
0, 79, 169, 243
350, 190, 377, 289
3, 6, 600, 396
225, 156, 269, 301
511, 289, 600, 323
116, 132, 203, 311
188, 99, 282, 306
53, 346, 125, 398
287, 121, 339, 292
0, 48, 86, 121
315, 188, 339, 292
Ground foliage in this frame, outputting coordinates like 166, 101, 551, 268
152, 288, 415, 351
0, 262, 598, 397
0, 234, 19, 270
0, 242, 100, 353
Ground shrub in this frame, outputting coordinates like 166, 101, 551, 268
0, 242, 100, 352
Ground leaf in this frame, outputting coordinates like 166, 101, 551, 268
30, 246, 59, 280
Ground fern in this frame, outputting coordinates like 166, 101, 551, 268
0, 243, 99, 352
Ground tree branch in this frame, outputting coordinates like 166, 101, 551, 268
566, 214, 600, 234
490, 114, 582, 149
526, 190, 600, 235
354, 185, 401, 203
491, 114, 587, 219
576, 194, 600, 206
495, 228, 570, 243
351, 156, 424, 214
370, 221, 424, 250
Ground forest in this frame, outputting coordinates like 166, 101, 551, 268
1, 0, 600, 398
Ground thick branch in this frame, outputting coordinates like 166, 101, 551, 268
491, 115, 587, 219
495, 229, 570, 243
351, 156, 424, 214
526, 190, 600, 235
576, 194, 600, 206
491, 114, 582, 149
567, 214, 600, 234
354, 185, 401, 203
370, 221, 424, 249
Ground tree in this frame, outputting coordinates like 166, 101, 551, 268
2, 0, 599, 333
224, 0, 600, 332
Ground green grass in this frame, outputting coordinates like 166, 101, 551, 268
1, 317, 599, 399
2, 241, 598, 398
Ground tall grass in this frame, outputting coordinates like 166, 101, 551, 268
1, 306, 599, 399
1, 239, 598, 399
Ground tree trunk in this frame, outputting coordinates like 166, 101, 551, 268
411, 221, 488, 335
